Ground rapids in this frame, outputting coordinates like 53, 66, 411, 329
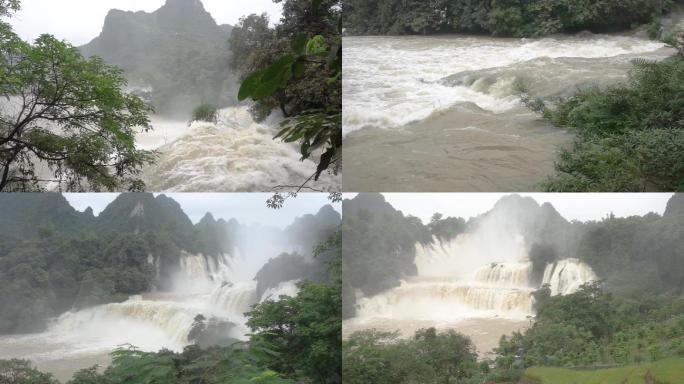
139, 106, 341, 192
342, 34, 676, 191
343, 234, 597, 355
0, 252, 298, 382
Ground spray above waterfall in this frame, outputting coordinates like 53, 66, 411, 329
0, 193, 341, 381
339, 193, 661, 363
343, 193, 606, 353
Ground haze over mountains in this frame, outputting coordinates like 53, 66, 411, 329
0, 193, 340, 333
342, 193, 684, 318
80, 0, 238, 117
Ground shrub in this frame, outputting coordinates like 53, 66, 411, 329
190, 104, 218, 124
541, 56, 684, 191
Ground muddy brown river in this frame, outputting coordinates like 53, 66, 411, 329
343, 34, 675, 191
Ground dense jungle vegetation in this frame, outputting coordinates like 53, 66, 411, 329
343, 0, 676, 37
536, 36, 684, 191
343, 284, 684, 384
230, 0, 342, 186
1, 0, 342, 192
0, 193, 208, 334
0, 0, 154, 192
0, 193, 339, 337
343, 193, 684, 383
1, 231, 342, 384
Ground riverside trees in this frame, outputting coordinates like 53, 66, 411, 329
343, 0, 674, 37
230, 0, 342, 188
0, 1, 154, 192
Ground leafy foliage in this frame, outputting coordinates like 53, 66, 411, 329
58, 343, 295, 384
429, 213, 467, 243
247, 231, 342, 384
0, 359, 58, 384
190, 104, 218, 124
539, 54, 684, 191
342, 193, 433, 318
231, 0, 342, 185
344, 0, 675, 37
497, 284, 684, 368
0, 0, 19, 18
0, 12, 155, 192
343, 328, 501, 384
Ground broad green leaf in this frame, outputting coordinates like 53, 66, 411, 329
238, 55, 295, 101
306, 35, 328, 56
238, 70, 264, 101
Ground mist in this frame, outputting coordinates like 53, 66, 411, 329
342, 193, 625, 354
0, 193, 340, 381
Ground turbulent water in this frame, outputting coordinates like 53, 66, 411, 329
343, 34, 674, 191
0, 252, 299, 382
137, 106, 341, 192
343, 234, 597, 355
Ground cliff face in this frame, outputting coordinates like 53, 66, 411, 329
80, 0, 237, 117
664, 193, 684, 218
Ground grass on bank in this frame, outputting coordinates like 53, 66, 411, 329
537, 53, 684, 192
522, 357, 684, 384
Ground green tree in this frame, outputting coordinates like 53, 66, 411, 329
342, 328, 481, 384
344, 0, 674, 37
537, 54, 684, 192
229, 13, 275, 77
343, 330, 437, 384
0, 359, 58, 384
413, 327, 479, 382
0, 6, 154, 192
247, 231, 341, 383
233, 0, 341, 189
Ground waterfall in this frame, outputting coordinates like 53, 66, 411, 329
175, 252, 213, 293
141, 106, 341, 192
357, 232, 600, 324
542, 259, 598, 295
178, 253, 210, 281
260, 280, 300, 302
49, 296, 197, 351
209, 281, 258, 316
416, 234, 528, 278
472, 261, 531, 287
0, 245, 303, 371
356, 278, 534, 320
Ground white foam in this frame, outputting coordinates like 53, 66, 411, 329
142, 106, 340, 192
343, 35, 665, 135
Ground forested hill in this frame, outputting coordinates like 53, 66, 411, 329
342, 193, 684, 318
255, 206, 342, 299
80, 0, 237, 116
343, 0, 678, 37
0, 193, 91, 238
0, 193, 340, 334
665, 193, 684, 217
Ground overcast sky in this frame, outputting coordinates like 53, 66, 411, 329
64, 193, 340, 229
9, 0, 283, 46
344, 193, 675, 224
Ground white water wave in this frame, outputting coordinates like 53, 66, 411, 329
142, 106, 340, 192
343, 35, 666, 135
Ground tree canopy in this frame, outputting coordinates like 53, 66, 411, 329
230, 0, 342, 188
344, 0, 674, 37
0, 3, 155, 192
